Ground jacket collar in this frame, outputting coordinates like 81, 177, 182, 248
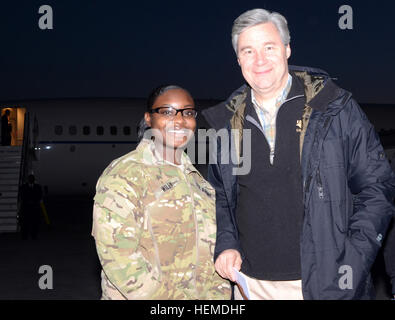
307, 78, 350, 114
291, 69, 352, 115
245, 75, 305, 125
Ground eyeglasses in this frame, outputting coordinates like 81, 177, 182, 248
149, 106, 197, 118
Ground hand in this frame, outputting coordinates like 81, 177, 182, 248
214, 249, 242, 282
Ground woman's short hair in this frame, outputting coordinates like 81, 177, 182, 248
231, 8, 291, 55
146, 85, 186, 111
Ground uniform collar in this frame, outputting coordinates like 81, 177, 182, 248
137, 139, 197, 173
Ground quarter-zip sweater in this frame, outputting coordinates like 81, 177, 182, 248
236, 77, 306, 280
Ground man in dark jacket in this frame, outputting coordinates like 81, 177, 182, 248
202, 8, 395, 299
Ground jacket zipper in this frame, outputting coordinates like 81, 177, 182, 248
247, 94, 305, 166
316, 167, 324, 200
283, 94, 305, 104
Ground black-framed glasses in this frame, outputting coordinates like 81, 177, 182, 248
149, 106, 197, 118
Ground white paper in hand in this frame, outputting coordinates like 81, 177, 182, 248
233, 268, 250, 300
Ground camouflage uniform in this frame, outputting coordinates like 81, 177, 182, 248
92, 139, 231, 300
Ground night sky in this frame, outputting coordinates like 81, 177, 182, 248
1, 0, 395, 104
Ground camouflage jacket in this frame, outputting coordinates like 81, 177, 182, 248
92, 139, 231, 300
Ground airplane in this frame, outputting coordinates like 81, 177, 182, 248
0, 98, 394, 232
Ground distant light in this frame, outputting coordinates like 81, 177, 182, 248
44, 145, 52, 150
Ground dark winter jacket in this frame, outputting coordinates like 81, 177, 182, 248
202, 65, 395, 299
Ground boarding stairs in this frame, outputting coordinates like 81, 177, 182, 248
0, 146, 22, 232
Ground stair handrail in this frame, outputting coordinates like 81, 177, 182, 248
16, 112, 30, 229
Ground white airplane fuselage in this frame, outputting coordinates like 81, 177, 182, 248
6, 97, 213, 196
30, 98, 146, 196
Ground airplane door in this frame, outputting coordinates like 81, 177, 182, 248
1, 107, 26, 146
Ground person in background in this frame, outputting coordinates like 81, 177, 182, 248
202, 8, 395, 299
92, 85, 231, 300
1, 109, 12, 146
19, 174, 43, 240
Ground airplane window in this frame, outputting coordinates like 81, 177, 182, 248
123, 126, 131, 135
54, 125, 63, 135
96, 126, 104, 135
83, 126, 90, 135
69, 125, 77, 135
110, 126, 117, 135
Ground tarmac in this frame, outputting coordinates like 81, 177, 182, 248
0, 195, 393, 300
0, 196, 101, 300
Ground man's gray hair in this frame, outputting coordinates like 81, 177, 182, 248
231, 8, 291, 55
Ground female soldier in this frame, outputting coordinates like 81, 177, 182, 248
92, 85, 231, 300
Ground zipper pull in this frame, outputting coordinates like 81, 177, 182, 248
269, 147, 275, 165
318, 186, 324, 199
316, 168, 324, 199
